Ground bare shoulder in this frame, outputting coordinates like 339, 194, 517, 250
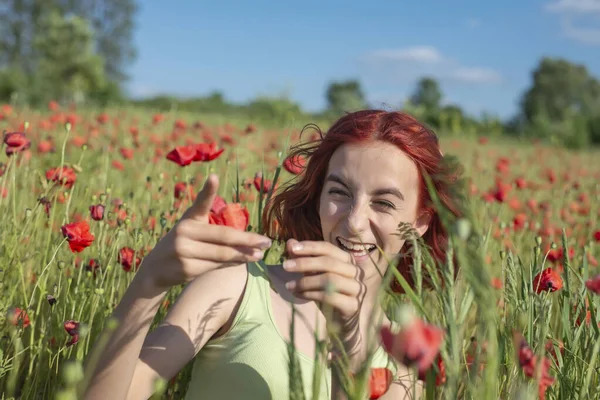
152, 263, 249, 353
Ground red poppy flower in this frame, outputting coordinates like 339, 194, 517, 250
46, 166, 77, 188
418, 353, 446, 386
166, 146, 196, 167
253, 172, 272, 193
61, 221, 95, 253
283, 155, 306, 175
380, 318, 444, 379
515, 333, 554, 400
3, 131, 31, 155
211, 194, 227, 214
89, 204, 105, 221
7, 307, 30, 328
585, 274, 600, 294
118, 247, 142, 272
64, 320, 80, 346
194, 142, 225, 162
533, 268, 563, 294
594, 230, 600, 242
209, 203, 250, 231
368, 368, 393, 399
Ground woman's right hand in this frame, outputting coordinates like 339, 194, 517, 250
138, 173, 272, 292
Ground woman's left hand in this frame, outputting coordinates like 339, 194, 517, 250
282, 238, 366, 357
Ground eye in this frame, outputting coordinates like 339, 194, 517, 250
328, 188, 349, 197
373, 200, 395, 210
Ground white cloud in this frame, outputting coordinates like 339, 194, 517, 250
563, 19, 600, 43
361, 46, 502, 86
546, 0, 600, 13
466, 18, 482, 28
545, 0, 600, 45
367, 46, 444, 64
447, 67, 503, 84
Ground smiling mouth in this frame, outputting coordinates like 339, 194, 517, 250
336, 237, 377, 256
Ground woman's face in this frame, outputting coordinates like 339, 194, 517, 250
318, 140, 430, 274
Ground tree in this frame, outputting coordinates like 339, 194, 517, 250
410, 77, 442, 112
325, 80, 367, 116
33, 11, 106, 104
0, 0, 137, 83
519, 57, 600, 146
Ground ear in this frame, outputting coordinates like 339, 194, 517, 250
413, 211, 432, 238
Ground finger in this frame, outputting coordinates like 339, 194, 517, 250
176, 221, 272, 249
282, 256, 355, 278
287, 273, 360, 297
176, 239, 266, 263
295, 291, 358, 317
287, 239, 355, 265
181, 174, 219, 221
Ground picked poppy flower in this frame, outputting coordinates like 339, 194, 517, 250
194, 142, 224, 162
380, 316, 444, 380
166, 145, 196, 167
7, 307, 30, 328
4, 131, 31, 156
209, 203, 250, 231
585, 274, 600, 294
89, 204, 105, 221
368, 368, 393, 399
46, 166, 77, 188
118, 247, 142, 272
64, 320, 80, 347
283, 154, 306, 175
61, 221, 95, 253
533, 268, 563, 294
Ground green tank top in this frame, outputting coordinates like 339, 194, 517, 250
184, 261, 398, 399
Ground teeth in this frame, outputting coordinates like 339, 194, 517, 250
337, 237, 376, 254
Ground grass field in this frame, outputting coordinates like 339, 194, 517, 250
0, 104, 599, 399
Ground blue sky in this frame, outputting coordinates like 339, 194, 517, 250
127, 0, 600, 119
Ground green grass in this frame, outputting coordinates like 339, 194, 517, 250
0, 106, 599, 399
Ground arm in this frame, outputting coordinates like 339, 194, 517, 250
84, 264, 247, 400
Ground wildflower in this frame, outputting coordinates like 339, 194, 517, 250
209, 203, 250, 231
7, 307, 30, 328
380, 317, 444, 381
368, 368, 393, 399
594, 230, 600, 242
61, 221, 95, 253
89, 204, 105, 221
515, 333, 554, 400
166, 145, 196, 167
283, 155, 306, 175
46, 166, 77, 188
194, 142, 224, 162
533, 268, 563, 294
174, 182, 195, 200
211, 194, 227, 214
64, 320, 80, 347
118, 247, 142, 272
585, 274, 600, 294
253, 172, 273, 193
3, 131, 31, 155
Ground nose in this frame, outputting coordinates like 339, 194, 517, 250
346, 198, 370, 236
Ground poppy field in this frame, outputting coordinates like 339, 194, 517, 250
1, 103, 600, 400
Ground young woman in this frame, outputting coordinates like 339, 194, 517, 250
84, 109, 463, 399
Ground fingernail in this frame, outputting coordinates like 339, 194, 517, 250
292, 243, 303, 251
285, 281, 296, 290
252, 249, 265, 259
283, 260, 296, 270
258, 240, 272, 249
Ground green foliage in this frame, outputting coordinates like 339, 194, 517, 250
33, 11, 106, 104
325, 80, 368, 117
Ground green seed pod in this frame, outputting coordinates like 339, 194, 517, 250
25, 208, 32, 218
65, 122, 72, 132
62, 361, 84, 385
499, 250, 507, 260
535, 236, 542, 246
57, 261, 66, 270
99, 193, 107, 202
551, 242, 558, 249
454, 218, 472, 241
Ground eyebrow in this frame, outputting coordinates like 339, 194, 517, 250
324, 174, 405, 201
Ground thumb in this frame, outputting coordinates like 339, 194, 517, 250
182, 174, 219, 221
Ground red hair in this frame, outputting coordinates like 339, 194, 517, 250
261, 110, 465, 292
